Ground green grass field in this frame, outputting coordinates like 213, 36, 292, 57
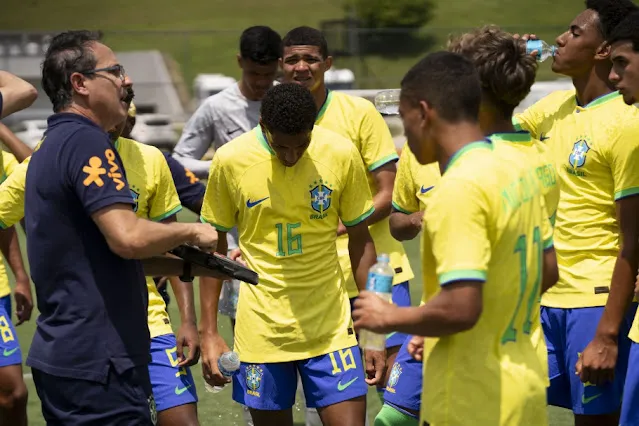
1, 0, 585, 89
5, 208, 576, 425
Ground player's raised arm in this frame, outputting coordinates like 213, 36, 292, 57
0, 71, 38, 119
0, 124, 33, 163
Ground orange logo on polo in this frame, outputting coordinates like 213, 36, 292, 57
83, 157, 106, 187
105, 149, 125, 191
185, 169, 199, 184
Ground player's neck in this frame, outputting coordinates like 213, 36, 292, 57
312, 84, 328, 112
238, 80, 260, 102
435, 121, 486, 174
572, 66, 616, 106
480, 111, 516, 136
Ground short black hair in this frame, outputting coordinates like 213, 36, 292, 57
260, 83, 317, 134
282, 26, 329, 59
586, 0, 639, 39
609, 10, 639, 50
401, 51, 481, 123
240, 26, 282, 65
41, 30, 102, 112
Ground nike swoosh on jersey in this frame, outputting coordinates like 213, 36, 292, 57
540, 133, 550, 141
246, 197, 269, 208
337, 377, 358, 391
227, 128, 242, 136
174, 385, 192, 395
3, 348, 18, 357
582, 393, 602, 404
420, 185, 434, 194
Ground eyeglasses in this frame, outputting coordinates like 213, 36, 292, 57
80, 64, 126, 82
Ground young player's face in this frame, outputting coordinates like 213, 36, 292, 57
610, 41, 639, 105
399, 95, 437, 165
264, 126, 312, 167
239, 58, 279, 101
552, 10, 605, 76
280, 45, 332, 93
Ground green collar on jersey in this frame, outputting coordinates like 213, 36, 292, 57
315, 89, 332, 122
114, 138, 121, 151
446, 140, 492, 173
255, 125, 276, 155
488, 131, 532, 144
576, 91, 620, 109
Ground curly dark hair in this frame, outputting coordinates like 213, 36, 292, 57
240, 26, 282, 65
41, 30, 102, 112
401, 51, 481, 123
282, 26, 329, 59
609, 10, 639, 50
586, 0, 639, 39
448, 25, 538, 119
260, 83, 317, 134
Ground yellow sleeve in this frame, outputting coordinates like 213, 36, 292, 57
0, 157, 28, 229
425, 178, 489, 285
339, 146, 375, 226
605, 122, 639, 200
358, 103, 399, 171
2, 152, 18, 177
392, 144, 419, 214
148, 150, 182, 221
201, 151, 237, 231
540, 196, 554, 250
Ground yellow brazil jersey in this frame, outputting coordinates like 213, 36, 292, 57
0, 139, 182, 338
201, 125, 374, 363
114, 137, 182, 338
515, 90, 639, 309
0, 151, 19, 299
391, 142, 441, 214
419, 142, 551, 426
315, 91, 413, 296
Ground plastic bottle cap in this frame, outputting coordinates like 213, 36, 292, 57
377, 253, 390, 263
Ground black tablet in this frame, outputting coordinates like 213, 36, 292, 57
169, 245, 259, 285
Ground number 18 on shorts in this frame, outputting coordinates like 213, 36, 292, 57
232, 345, 368, 410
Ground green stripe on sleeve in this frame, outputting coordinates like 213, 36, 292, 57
200, 216, 233, 232
368, 154, 399, 172
543, 237, 554, 251
614, 187, 639, 201
439, 270, 487, 286
150, 204, 182, 222
391, 201, 414, 215
0, 219, 8, 230
343, 206, 375, 227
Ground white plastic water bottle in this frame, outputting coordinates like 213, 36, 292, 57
526, 39, 557, 62
374, 89, 401, 115
359, 254, 395, 351
204, 351, 240, 393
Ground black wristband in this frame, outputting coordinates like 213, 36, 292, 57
180, 261, 193, 282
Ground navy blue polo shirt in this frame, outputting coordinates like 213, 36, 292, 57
163, 152, 205, 214
25, 113, 149, 383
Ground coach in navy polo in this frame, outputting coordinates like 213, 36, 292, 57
26, 31, 218, 425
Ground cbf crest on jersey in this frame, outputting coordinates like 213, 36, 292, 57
309, 178, 333, 220
130, 186, 140, 213
568, 139, 590, 169
246, 364, 263, 397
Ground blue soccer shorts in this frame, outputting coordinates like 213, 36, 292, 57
233, 345, 367, 410
149, 334, 198, 412
542, 304, 636, 415
383, 335, 422, 416
0, 295, 21, 367
621, 341, 639, 425
350, 281, 411, 349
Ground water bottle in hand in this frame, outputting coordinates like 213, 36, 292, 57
375, 89, 401, 115
204, 351, 240, 393
359, 254, 394, 351
526, 39, 556, 62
